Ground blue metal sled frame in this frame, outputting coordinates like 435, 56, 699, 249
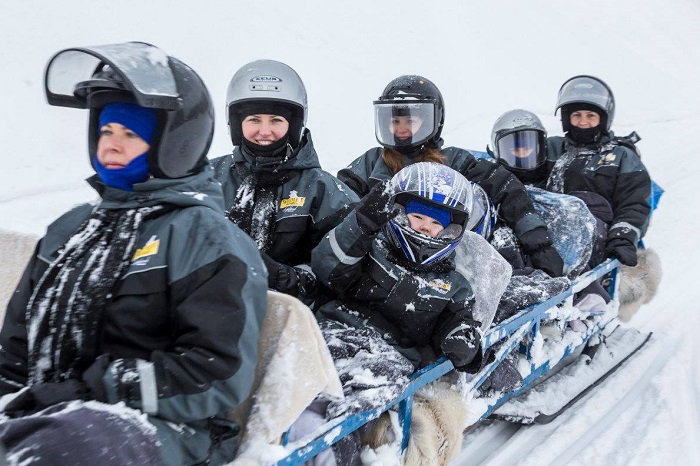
273, 258, 623, 465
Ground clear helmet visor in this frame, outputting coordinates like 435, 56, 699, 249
374, 101, 435, 148
45, 42, 180, 110
497, 130, 543, 170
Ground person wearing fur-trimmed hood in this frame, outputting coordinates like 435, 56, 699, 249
211, 59, 359, 307
0, 43, 267, 466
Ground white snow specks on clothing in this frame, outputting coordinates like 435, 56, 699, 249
181, 191, 208, 201
251, 199, 276, 250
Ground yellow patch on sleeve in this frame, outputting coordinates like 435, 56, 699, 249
429, 280, 452, 292
598, 153, 617, 164
132, 238, 160, 261
280, 196, 306, 208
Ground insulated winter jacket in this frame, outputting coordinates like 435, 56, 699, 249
546, 133, 652, 245
337, 146, 548, 239
211, 131, 359, 302
0, 166, 268, 427
312, 208, 483, 372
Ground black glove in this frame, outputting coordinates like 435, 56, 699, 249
82, 354, 113, 402
440, 325, 482, 373
294, 266, 318, 304
355, 181, 398, 234
261, 252, 318, 304
88, 358, 143, 407
3, 380, 88, 417
529, 245, 565, 278
605, 237, 638, 266
519, 228, 565, 277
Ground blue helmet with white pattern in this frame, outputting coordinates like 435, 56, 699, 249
384, 162, 473, 265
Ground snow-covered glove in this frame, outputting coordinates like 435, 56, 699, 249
440, 324, 483, 373
83, 356, 148, 408
605, 237, 638, 266
261, 252, 318, 305
3, 380, 89, 417
103, 359, 145, 407
519, 228, 565, 277
355, 181, 398, 234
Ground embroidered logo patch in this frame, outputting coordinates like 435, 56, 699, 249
280, 196, 306, 209
429, 280, 452, 293
132, 236, 160, 262
597, 153, 617, 165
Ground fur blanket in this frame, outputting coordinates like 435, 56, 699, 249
618, 248, 662, 322
229, 291, 343, 463
0, 229, 39, 320
362, 379, 467, 465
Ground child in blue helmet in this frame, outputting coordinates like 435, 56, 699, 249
289, 162, 483, 464
310, 162, 483, 417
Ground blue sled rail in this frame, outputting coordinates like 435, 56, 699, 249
273, 258, 623, 465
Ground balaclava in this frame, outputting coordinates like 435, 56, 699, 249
92, 102, 158, 190
562, 103, 606, 145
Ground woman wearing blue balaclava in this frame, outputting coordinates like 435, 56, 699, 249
92, 102, 157, 190
0, 43, 267, 466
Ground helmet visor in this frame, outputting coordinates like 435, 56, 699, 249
374, 101, 435, 148
497, 130, 543, 170
45, 43, 180, 110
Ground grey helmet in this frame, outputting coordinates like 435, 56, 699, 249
226, 60, 308, 148
489, 109, 547, 173
555, 75, 615, 132
44, 41, 215, 179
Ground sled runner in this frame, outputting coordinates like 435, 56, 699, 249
490, 323, 652, 424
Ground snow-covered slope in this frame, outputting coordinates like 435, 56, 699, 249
1, 1, 699, 464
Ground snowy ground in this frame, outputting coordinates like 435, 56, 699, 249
1, 1, 699, 464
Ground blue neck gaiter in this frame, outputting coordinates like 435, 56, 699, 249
93, 153, 150, 191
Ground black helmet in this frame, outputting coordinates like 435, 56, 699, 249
555, 75, 615, 133
489, 109, 547, 177
384, 162, 473, 265
44, 42, 214, 179
226, 59, 308, 149
374, 75, 445, 154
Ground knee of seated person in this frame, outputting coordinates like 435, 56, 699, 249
568, 191, 613, 223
